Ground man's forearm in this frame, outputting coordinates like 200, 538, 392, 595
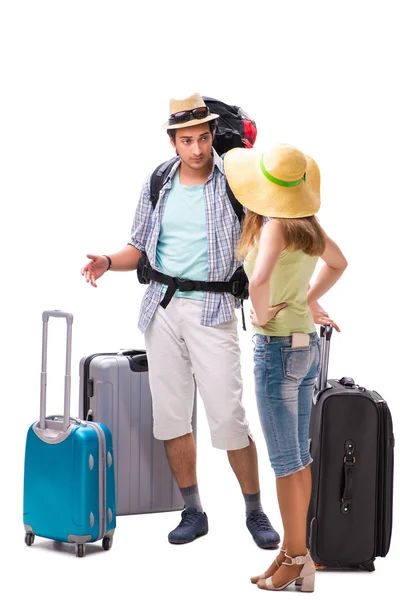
109, 244, 142, 271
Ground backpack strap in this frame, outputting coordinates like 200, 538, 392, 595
220, 152, 243, 223
226, 180, 243, 223
149, 156, 180, 209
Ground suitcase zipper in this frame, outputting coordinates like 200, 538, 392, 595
370, 394, 394, 557
86, 422, 107, 541
83, 353, 117, 420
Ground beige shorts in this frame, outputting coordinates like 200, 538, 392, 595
144, 297, 253, 451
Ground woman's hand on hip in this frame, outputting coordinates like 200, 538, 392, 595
250, 303, 287, 327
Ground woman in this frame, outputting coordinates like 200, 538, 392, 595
224, 144, 347, 592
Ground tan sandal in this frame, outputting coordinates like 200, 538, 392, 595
250, 548, 287, 584
258, 552, 316, 592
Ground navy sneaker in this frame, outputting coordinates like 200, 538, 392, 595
168, 508, 209, 544
246, 510, 280, 549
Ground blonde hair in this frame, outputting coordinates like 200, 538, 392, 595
237, 211, 326, 260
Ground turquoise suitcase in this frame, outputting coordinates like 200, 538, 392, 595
23, 310, 116, 557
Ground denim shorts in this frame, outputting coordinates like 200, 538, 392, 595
253, 332, 320, 478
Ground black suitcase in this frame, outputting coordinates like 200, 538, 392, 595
307, 325, 394, 571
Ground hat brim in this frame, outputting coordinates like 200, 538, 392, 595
162, 113, 219, 130
224, 148, 321, 218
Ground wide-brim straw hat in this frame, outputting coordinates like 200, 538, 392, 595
224, 143, 321, 218
162, 92, 219, 130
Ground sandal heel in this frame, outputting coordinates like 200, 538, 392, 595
300, 573, 315, 593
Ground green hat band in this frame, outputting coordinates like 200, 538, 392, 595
260, 154, 306, 187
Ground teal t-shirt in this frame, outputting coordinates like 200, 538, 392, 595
156, 172, 208, 301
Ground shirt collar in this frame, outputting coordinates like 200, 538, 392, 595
212, 148, 224, 174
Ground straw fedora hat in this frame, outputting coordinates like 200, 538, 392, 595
224, 143, 321, 218
162, 93, 219, 130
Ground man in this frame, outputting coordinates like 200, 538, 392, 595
81, 93, 281, 547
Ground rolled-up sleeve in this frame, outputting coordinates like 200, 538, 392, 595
128, 175, 152, 253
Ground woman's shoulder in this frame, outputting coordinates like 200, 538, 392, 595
261, 217, 285, 238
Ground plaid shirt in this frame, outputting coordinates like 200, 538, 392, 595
129, 150, 242, 333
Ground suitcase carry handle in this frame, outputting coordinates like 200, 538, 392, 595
40, 310, 73, 431
117, 349, 148, 372
341, 439, 356, 515
48, 415, 84, 425
117, 349, 146, 357
315, 324, 333, 393
128, 354, 148, 372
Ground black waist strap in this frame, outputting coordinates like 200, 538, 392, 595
141, 263, 247, 329
142, 264, 236, 305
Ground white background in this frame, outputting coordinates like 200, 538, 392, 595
1, 1, 399, 598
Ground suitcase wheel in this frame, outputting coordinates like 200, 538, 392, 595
102, 536, 112, 551
76, 543, 85, 558
25, 532, 35, 546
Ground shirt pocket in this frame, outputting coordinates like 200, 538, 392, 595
281, 346, 312, 381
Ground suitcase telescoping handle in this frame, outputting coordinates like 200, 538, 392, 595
40, 310, 74, 431
315, 324, 333, 392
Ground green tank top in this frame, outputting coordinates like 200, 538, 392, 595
244, 244, 319, 336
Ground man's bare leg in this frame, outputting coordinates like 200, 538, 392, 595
227, 437, 260, 493
164, 432, 197, 487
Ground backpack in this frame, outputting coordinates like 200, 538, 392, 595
203, 96, 257, 155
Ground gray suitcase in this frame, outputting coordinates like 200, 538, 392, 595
79, 349, 197, 516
